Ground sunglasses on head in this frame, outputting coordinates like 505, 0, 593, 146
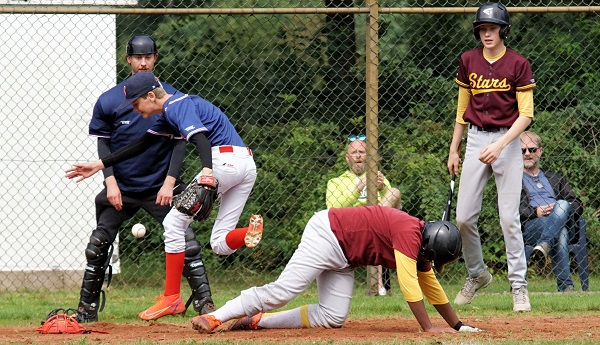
521, 147, 538, 154
348, 134, 366, 142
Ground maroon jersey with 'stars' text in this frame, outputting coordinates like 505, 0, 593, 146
455, 47, 536, 128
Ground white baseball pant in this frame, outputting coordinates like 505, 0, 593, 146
456, 126, 527, 288
163, 145, 257, 255
212, 210, 355, 328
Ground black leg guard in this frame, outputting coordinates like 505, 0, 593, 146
183, 227, 214, 315
76, 229, 112, 323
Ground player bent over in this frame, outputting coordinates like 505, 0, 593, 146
71, 35, 213, 323
192, 205, 481, 333
66, 72, 263, 321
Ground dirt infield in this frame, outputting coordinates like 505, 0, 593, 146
2, 315, 598, 344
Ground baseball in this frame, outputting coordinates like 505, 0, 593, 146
131, 223, 146, 238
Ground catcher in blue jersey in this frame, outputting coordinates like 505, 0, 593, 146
66, 71, 263, 321
65, 35, 215, 323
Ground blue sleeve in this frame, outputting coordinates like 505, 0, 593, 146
170, 99, 207, 140
148, 114, 181, 138
89, 98, 113, 137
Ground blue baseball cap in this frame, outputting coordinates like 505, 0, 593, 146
117, 71, 161, 110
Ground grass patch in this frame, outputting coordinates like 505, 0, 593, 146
1, 273, 598, 344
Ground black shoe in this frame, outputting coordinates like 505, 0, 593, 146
200, 302, 215, 315
72, 307, 98, 323
192, 296, 215, 315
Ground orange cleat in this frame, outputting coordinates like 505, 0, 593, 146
191, 314, 222, 333
244, 214, 263, 249
138, 294, 185, 321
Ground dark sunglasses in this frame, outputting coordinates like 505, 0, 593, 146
521, 147, 538, 154
348, 134, 366, 142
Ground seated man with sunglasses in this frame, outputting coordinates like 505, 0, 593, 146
519, 131, 583, 292
326, 135, 401, 296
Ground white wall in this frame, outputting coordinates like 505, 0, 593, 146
0, 13, 118, 281
0, 1, 136, 5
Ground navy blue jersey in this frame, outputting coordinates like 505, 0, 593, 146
89, 78, 180, 193
149, 92, 245, 147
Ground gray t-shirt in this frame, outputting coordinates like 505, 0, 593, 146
523, 171, 556, 207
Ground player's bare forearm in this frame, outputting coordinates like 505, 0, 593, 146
104, 175, 118, 188
156, 176, 176, 205
408, 301, 458, 333
65, 160, 104, 182
479, 116, 532, 164
448, 122, 466, 175
105, 176, 123, 211
433, 303, 482, 332
503, 115, 533, 145
433, 303, 460, 329
407, 301, 432, 331
199, 167, 213, 179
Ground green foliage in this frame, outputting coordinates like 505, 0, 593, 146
520, 13, 600, 111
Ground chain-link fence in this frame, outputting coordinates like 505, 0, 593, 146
1, 1, 598, 293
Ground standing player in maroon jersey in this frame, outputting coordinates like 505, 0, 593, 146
447, 3, 535, 312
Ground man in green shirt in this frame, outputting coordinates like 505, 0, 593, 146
326, 137, 401, 295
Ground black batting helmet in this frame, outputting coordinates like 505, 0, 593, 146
420, 221, 462, 273
126, 35, 157, 55
473, 3, 511, 40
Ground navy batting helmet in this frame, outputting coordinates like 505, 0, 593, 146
126, 35, 157, 55
473, 3, 511, 40
420, 221, 462, 273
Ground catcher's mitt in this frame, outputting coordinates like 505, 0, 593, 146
173, 176, 219, 221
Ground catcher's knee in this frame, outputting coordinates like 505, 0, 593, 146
85, 229, 111, 267
184, 227, 201, 258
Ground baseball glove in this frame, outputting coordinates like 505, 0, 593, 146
173, 176, 219, 221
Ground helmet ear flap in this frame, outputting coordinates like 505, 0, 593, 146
500, 24, 511, 39
419, 235, 430, 258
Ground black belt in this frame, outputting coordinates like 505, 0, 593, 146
469, 124, 505, 132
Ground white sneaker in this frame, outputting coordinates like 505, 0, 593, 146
529, 242, 550, 274
378, 287, 387, 296
512, 286, 531, 312
454, 270, 493, 305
